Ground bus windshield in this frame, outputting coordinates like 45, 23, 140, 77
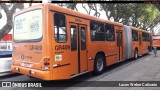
14, 9, 42, 41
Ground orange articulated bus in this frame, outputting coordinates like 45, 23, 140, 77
12, 4, 152, 80
152, 35, 160, 48
130, 27, 152, 59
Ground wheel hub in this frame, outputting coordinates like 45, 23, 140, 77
97, 58, 103, 71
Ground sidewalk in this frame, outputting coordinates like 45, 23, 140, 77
77, 51, 160, 90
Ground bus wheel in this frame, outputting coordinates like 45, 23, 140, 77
93, 54, 105, 75
134, 49, 138, 60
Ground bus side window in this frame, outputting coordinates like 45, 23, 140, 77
132, 30, 138, 41
142, 32, 149, 42
71, 25, 77, 51
105, 24, 115, 41
90, 20, 105, 41
54, 13, 67, 42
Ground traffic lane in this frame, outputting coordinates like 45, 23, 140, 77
0, 51, 159, 90
76, 52, 160, 90
0, 53, 148, 81
0, 74, 37, 81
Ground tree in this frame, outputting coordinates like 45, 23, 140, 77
0, 3, 24, 39
58, 3, 101, 17
57, 3, 159, 31
140, 4, 160, 30
57, 3, 78, 11
66, 3, 78, 11
82, 3, 100, 17
100, 3, 160, 30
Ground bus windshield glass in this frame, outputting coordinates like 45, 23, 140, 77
14, 9, 42, 41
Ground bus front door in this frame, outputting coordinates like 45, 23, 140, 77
70, 23, 87, 76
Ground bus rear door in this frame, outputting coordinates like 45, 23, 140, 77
116, 30, 123, 61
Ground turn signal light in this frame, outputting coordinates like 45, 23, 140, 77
43, 57, 50, 61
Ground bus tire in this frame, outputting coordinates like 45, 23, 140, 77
93, 54, 105, 75
134, 49, 138, 60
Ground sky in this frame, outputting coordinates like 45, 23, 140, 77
0, 9, 7, 30
0, 3, 159, 34
0, 3, 109, 34
0, 3, 38, 34
154, 23, 160, 34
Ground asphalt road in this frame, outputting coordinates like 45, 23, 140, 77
1, 50, 160, 90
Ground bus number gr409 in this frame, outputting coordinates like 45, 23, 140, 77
55, 45, 70, 51
29, 45, 42, 50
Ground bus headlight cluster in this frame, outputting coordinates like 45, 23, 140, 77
43, 57, 50, 70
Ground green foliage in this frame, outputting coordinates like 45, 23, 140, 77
62, 3, 159, 31
100, 3, 160, 30
140, 4, 160, 30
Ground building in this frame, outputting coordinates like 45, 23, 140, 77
0, 34, 12, 56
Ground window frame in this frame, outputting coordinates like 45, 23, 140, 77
13, 8, 43, 43
54, 12, 67, 43
90, 20, 105, 41
132, 30, 138, 41
142, 32, 149, 42
80, 27, 86, 50
70, 25, 77, 51
105, 23, 115, 42
90, 20, 115, 42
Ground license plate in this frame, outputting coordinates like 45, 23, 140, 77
21, 62, 32, 68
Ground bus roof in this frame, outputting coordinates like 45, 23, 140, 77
14, 3, 123, 27
130, 26, 150, 33
47, 4, 123, 26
